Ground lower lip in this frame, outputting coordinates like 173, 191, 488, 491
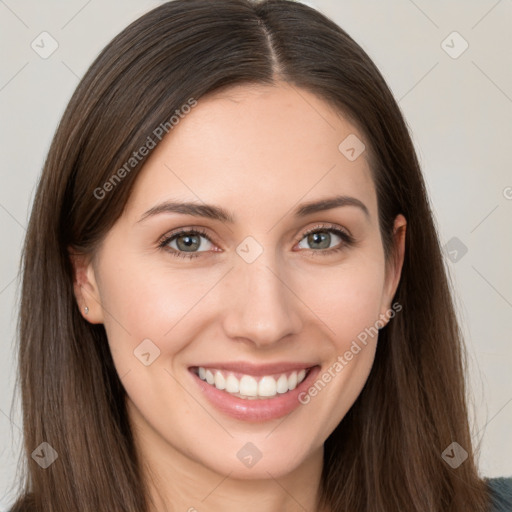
189, 366, 321, 422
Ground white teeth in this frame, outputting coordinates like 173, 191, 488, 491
225, 374, 240, 393
276, 374, 288, 393
239, 375, 258, 396
195, 366, 310, 399
258, 376, 277, 397
288, 371, 298, 390
205, 369, 215, 385
214, 371, 225, 390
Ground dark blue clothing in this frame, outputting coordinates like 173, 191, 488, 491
488, 477, 512, 511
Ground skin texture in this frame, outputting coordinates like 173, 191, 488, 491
72, 81, 406, 512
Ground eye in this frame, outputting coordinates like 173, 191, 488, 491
158, 224, 355, 260
296, 224, 355, 255
158, 228, 215, 259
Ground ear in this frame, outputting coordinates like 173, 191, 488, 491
379, 214, 407, 321
68, 248, 104, 324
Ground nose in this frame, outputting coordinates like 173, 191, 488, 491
221, 252, 304, 349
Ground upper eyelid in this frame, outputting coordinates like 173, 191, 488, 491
299, 223, 352, 239
158, 227, 213, 247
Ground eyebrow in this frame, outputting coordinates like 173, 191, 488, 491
137, 194, 370, 224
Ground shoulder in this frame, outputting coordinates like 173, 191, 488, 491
487, 477, 512, 511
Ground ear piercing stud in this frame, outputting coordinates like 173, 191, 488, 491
84, 306, 89, 315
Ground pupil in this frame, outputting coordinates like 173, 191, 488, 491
178, 234, 199, 251
309, 232, 330, 249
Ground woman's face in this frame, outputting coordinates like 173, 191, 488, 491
76, 81, 405, 480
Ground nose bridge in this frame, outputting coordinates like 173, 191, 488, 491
221, 246, 303, 346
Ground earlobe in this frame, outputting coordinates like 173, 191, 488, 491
68, 248, 104, 324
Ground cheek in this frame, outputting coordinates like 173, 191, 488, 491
95, 251, 225, 369
289, 257, 385, 435
297, 256, 387, 345
96, 236, 387, 381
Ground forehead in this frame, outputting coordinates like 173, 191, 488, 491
125, 81, 377, 223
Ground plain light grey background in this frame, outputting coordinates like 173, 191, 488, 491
1, 0, 511, 507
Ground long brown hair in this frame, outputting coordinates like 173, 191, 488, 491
10, 0, 491, 510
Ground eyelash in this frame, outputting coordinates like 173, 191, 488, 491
157, 224, 356, 260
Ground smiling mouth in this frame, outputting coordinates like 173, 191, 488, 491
189, 366, 315, 400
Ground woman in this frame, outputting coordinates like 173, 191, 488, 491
8, 0, 512, 510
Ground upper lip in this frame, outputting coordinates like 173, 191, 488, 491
189, 361, 318, 376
